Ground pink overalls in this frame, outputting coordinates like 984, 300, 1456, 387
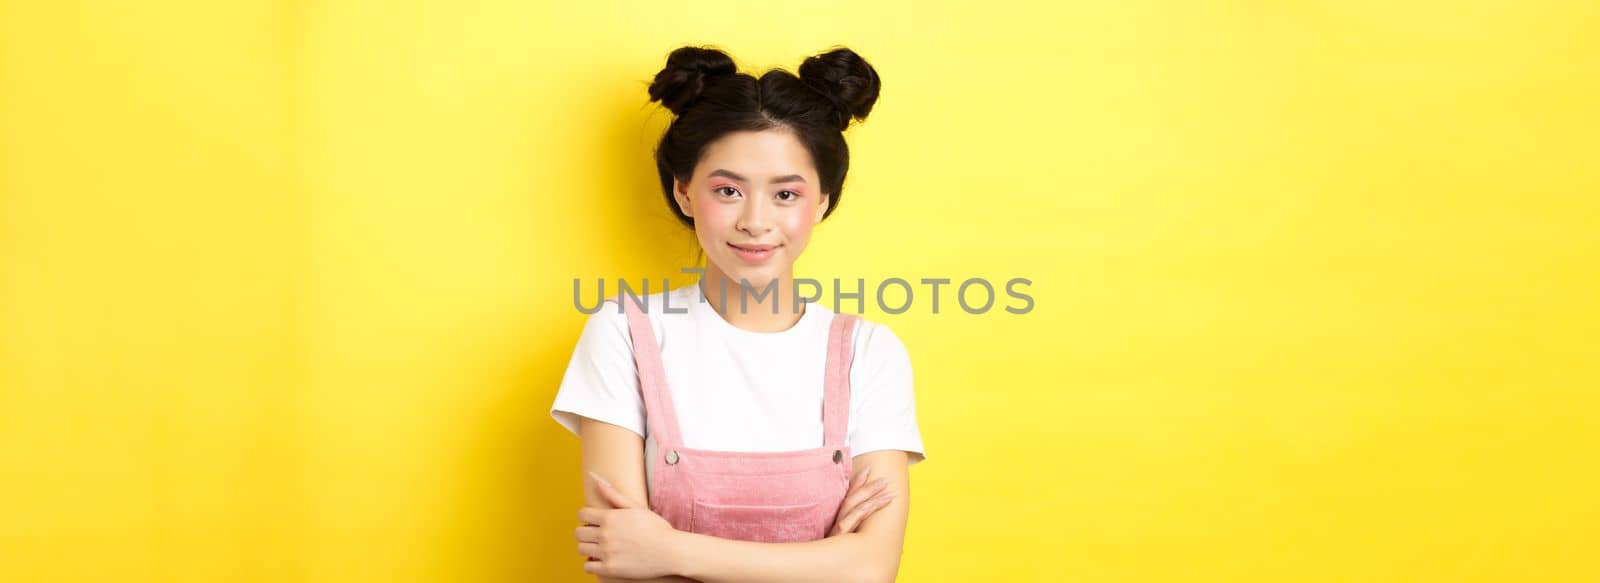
615, 294, 859, 543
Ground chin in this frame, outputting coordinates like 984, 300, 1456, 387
718, 260, 782, 282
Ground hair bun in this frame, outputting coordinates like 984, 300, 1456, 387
648, 46, 738, 115
798, 47, 881, 131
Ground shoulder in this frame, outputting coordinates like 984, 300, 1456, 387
844, 314, 912, 374
579, 286, 696, 346
564, 306, 634, 379
800, 301, 910, 368
579, 283, 704, 349
576, 298, 632, 349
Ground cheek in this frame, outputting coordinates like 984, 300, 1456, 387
693, 198, 739, 227
777, 210, 816, 242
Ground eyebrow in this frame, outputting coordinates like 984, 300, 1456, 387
708, 169, 807, 185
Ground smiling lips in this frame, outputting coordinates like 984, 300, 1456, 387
728, 242, 780, 264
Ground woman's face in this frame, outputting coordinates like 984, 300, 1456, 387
673, 129, 830, 285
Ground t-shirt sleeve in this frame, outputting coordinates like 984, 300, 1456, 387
847, 321, 927, 465
549, 305, 646, 439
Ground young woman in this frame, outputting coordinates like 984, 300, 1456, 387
549, 45, 926, 582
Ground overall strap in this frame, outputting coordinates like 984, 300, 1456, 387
616, 294, 683, 448
822, 313, 859, 448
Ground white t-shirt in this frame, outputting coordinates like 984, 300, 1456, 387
550, 284, 926, 490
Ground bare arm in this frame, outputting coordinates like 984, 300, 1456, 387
578, 418, 699, 583
666, 450, 911, 583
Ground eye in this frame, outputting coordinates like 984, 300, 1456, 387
714, 186, 741, 198
776, 190, 800, 202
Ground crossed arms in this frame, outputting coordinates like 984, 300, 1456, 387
574, 418, 911, 583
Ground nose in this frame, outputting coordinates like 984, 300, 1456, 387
735, 194, 772, 236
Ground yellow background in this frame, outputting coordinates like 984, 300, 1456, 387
3, 1, 1597, 581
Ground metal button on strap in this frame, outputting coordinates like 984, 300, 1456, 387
832, 449, 843, 463
666, 450, 679, 465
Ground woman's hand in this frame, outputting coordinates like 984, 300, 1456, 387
576, 472, 682, 579
828, 466, 895, 537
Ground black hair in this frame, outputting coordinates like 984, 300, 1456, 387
647, 45, 881, 228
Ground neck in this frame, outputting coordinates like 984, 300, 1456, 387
699, 261, 805, 333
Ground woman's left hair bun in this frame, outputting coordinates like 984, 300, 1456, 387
648, 46, 738, 115
797, 47, 881, 131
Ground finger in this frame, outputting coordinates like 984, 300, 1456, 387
844, 467, 883, 499
834, 480, 887, 534
835, 487, 882, 526
834, 495, 872, 535
577, 506, 605, 525
840, 477, 889, 512
850, 466, 873, 489
842, 492, 895, 533
843, 477, 886, 508
583, 560, 610, 576
574, 525, 600, 543
839, 499, 870, 533
590, 471, 638, 509
848, 493, 894, 531
832, 486, 870, 538
833, 505, 861, 536
577, 542, 603, 559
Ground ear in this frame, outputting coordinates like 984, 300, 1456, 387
673, 178, 694, 218
813, 193, 831, 224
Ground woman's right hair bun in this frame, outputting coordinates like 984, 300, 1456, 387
798, 47, 881, 131
648, 46, 738, 115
